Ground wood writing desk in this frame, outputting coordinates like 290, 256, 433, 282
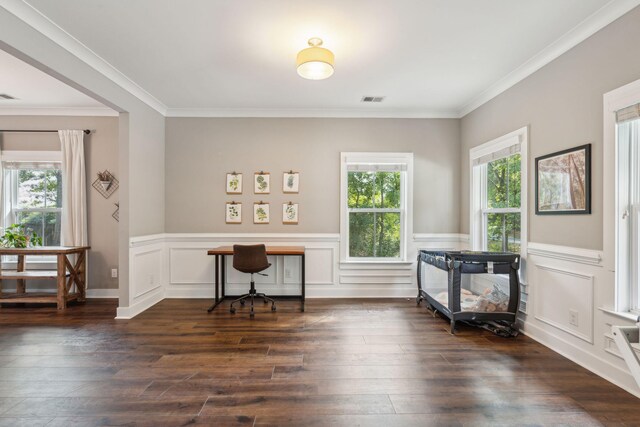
207, 246, 305, 313
0, 246, 90, 310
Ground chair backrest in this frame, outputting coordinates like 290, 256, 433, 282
233, 244, 270, 274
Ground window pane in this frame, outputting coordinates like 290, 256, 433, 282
348, 172, 374, 208
375, 212, 401, 258
45, 170, 62, 208
376, 172, 401, 208
44, 211, 62, 246
349, 212, 401, 258
349, 212, 374, 257
15, 211, 44, 242
486, 212, 521, 253
487, 153, 521, 209
18, 170, 47, 208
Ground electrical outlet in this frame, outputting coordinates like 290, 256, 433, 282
569, 309, 579, 327
111, 268, 118, 278
285, 269, 292, 279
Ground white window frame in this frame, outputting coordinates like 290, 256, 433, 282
1, 150, 62, 268
604, 78, 640, 314
340, 152, 413, 264
469, 127, 528, 279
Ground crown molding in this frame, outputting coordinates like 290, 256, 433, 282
458, 0, 640, 118
0, 107, 118, 116
1, 0, 168, 115
165, 107, 460, 119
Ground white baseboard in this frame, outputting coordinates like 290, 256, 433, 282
523, 320, 640, 399
116, 287, 164, 319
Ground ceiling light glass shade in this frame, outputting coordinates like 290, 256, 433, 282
296, 38, 334, 80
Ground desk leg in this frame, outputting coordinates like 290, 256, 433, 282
16, 255, 25, 294
56, 254, 66, 310
208, 254, 224, 312
301, 253, 305, 312
221, 255, 226, 299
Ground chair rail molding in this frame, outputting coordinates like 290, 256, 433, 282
527, 242, 603, 266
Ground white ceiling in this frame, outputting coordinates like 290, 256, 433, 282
6, 0, 639, 117
0, 49, 114, 115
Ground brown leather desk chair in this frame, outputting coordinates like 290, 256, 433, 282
229, 244, 276, 317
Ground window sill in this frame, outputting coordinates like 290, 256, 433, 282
599, 307, 640, 323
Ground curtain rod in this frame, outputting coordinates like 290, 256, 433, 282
0, 129, 91, 135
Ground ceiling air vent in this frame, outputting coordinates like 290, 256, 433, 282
0, 94, 16, 100
361, 96, 385, 103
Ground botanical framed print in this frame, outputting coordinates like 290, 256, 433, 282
283, 171, 299, 193
226, 173, 242, 194
254, 172, 270, 194
283, 203, 299, 224
535, 144, 591, 215
225, 202, 241, 224
253, 202, 270, 224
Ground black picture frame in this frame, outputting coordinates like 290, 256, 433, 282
535, 144, 591, 215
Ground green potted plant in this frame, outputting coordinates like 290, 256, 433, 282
0, 224, 43, 248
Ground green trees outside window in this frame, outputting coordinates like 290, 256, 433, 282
13, 169, 62, 246
348, 171, 401, 258
485, 154, 521, 253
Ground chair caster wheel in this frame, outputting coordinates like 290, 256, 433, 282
230, 307, 236, 314
240, 300, 245, 306
271, 305, 277, 312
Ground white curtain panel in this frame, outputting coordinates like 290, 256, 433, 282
59, 130, 88, 247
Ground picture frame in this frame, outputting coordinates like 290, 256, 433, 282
254, 172, 270, 194
226, 172, 242, 194
225, 202, 242, 224
282, 202, 299, 224
253, 202, 270, 224
535, 144, 591, 215
283, 171, 299, 193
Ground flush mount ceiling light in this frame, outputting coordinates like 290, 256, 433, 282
296, 37, 334, 80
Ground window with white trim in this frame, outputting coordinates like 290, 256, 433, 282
340, 153, 413, 262
615, 102, 640, 314
470, 128, 528, 307
1, 151, 63, 265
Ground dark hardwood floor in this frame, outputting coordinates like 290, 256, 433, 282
0, 298, 638, 426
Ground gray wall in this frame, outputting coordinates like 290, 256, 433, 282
0, 115, 119, 290
166, 118, 460, 234
460, 5, 640, 250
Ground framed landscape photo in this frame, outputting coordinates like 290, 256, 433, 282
225, 202, 241, 224
254, 172, 270, 194
282, 203, 299, 224
226, 172, 242, 194
535, 144, 591, 215
253, 202, 270, 224
283, 171, 299, 193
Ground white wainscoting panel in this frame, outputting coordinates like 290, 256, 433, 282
117, 239, 165, 319
131, 248, 163, 299
305, 247, 335, 285
533, 263, 594, 343
169, 248, 214, 284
